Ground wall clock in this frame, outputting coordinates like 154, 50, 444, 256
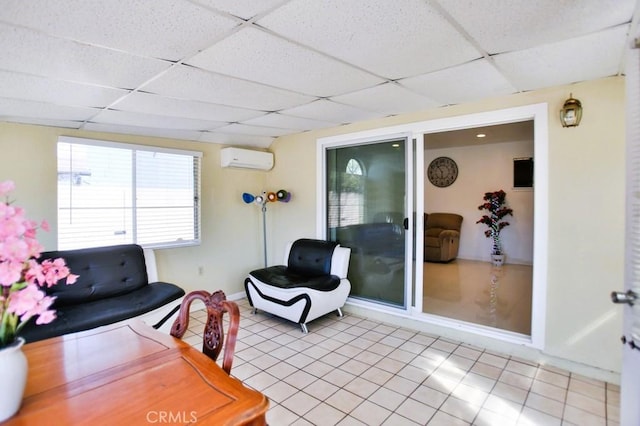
427, 157, 458, 188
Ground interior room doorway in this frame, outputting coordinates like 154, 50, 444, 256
422, 121, 535, 336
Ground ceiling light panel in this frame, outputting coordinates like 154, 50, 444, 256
143, 65, 315, 111
494, 24, 628, 91
0, 23, 172, 89
438, 0, 636, 54
332, 83, 441, 116
400, 59, 517, 105
0, 0, 240, 61
258, 0, 481, 80
0, 70, 128, 108
113, 92, 264, 123
187, 27, 384, 97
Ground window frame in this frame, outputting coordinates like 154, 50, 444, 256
57, 136, 202, 250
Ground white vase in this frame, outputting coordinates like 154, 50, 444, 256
491, 254, 505, 267
0, 337, 28, 422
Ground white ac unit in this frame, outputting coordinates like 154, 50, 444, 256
220, 147, 274, 170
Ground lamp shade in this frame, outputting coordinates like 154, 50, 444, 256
242, 192, 255, 204
276, 189, 291, 202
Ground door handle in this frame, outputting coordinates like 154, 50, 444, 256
611, 289, 638, 305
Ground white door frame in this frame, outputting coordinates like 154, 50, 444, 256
317, 103, 548, 349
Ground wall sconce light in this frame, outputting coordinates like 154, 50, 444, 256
560, 94, 583, 127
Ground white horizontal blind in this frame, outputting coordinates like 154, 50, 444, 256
57, 137, 201, 250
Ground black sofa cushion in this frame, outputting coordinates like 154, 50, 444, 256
39, 244, 150, 306
19, 281, 184, 343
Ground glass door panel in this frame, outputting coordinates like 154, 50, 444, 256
326, 139, 407, 307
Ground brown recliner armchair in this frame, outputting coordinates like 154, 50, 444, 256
424, 213, 463, 262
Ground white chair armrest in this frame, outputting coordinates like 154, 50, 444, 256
331, 246, 351, 279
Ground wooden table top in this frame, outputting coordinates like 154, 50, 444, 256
6, 320, 268, 425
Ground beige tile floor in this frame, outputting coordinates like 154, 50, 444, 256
182, 299, 619, 426
424, 259, 533, 335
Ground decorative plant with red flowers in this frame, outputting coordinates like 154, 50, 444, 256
0, 181, 78, 348
476, 190, 513, 256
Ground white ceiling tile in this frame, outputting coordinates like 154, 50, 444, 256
113, 92, 263, 123
0, 117, 83, 129
494, 25, 628, 91
187, 27, 384, 97
83, 122, 205, 142
91, 109, 226, 131
0, 0, 239, 61
241, 113, 339, 130
399, 59, 517, 105
199, 132, 274, 148
191, 0, 287, 20
258, 0, 480, 79
332, 83, 442, 116
0, 70, 128, 108
214, 123, 294, 137
439, 0, 636, 54
0, 98, 98, 121
142, 65, 316, 111
0, 23, 172, 89
280, 100, 382, 124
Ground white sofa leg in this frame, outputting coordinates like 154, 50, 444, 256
252, 308, 258, 314
336, 308, 344, 317
300, 323, 309, 334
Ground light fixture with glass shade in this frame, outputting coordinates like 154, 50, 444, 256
560, 94, 583, 127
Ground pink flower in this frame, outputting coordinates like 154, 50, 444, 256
0, 180, 77, 346
0, 181, 15, 198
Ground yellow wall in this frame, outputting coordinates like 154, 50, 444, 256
0, 123, 267, 296
267, 76, 626, 378
0, 75, 625, 379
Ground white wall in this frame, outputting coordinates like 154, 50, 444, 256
425, 140, 535, 264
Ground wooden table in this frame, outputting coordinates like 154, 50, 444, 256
5, 320, 268, 425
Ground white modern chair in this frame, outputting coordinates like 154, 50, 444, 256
244, 239, 351, 333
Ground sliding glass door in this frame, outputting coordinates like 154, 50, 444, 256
325, 138, 408, 307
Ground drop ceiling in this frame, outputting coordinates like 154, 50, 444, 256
0, 0, 636, 148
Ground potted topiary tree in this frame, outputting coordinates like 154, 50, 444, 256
476, 190, 513, 266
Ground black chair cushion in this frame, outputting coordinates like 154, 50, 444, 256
287, 239, 338, 277
250, 266, 340, 292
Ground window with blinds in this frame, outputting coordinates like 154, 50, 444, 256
57, 136, 201, 250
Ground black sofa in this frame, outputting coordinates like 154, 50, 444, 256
19, 244, 185, 343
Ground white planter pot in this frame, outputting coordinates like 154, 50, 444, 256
491, 254, 505, 267
0, 337, 28, 422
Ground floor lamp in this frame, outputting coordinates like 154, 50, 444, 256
242, 190, 291, 267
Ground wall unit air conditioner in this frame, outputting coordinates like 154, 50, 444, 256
220, 147, 274, 170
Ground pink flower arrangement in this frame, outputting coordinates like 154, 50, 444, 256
0, 181, 78, 347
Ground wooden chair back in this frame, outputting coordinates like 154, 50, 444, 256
170, 290, 240, 374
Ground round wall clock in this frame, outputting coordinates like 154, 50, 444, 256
427, 157, 458, 188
